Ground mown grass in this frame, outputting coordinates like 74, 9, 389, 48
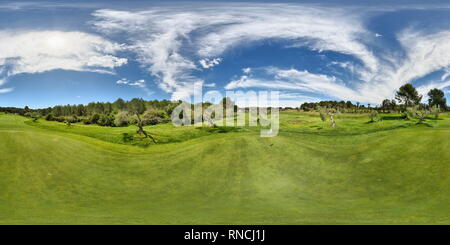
0, 112, 449, 224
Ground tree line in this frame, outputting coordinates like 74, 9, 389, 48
0, 98, 182, 127
300, 85, 447, 113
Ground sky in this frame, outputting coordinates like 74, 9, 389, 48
1, 0, 450, 108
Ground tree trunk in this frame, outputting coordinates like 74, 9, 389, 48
136, 114, 157, 143
330, 114, 336, 128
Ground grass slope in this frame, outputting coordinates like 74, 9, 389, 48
0, 112, 449, 224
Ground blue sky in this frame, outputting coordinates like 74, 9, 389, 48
1, 0, 450, 108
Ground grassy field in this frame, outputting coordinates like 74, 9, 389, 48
0, 111, 449, 224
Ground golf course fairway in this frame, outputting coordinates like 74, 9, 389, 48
0, 112, 449, 224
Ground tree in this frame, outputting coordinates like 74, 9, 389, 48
381, 99, 390, 113
329, 109, 337, 128
369, 111, 379, 122
430, 105, 441, 119
317, 106, 338, 127
428, 88, 447, 109
114, 98, 126, 111
24, 106, 30, 114
390, 99, 397, 112
405, 105, 429, 123
128, 98, 146, 115
318, 106, 327, 122
395, 83, 422, 108
128, 98, 156, 143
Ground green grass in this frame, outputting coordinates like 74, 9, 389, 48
0, 111, 449, 224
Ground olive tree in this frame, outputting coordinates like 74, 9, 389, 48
128, 98, 156, 143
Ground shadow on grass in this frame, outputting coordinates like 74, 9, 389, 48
415, 122, 434, 127
197, 126, 241, 133
427, 117, 443, 121
380, 115, 405, 120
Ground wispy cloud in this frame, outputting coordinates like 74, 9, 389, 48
91, 3, 450, 104
417, 80, 450, 101
3, 3, 448, 104
225, 67, 367, 102
91, 4, 375, 100
115, 78, 152, 95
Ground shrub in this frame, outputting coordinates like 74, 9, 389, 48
142, 109, 169, 125
45, 113, 54, 121
114, 111, 130, 127
54, 116, 66, 122
404, 106, 429, 123
404, 107, 416, 120
97, 114, 115, 127
430, 106, 441, 119
369, 111, 379, 122
317, 106, 327, 122
24, 112, 40, 121
122, 133, 134, 142
66, 115, 80, 123
83, 118, 92, 125
89, 114, 100, 124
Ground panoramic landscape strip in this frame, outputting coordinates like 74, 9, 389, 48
0, 1, 449, 226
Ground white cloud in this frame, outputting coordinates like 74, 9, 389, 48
199, 58, 222, 69
0, 30, 127, 93
0, 87, 13, 93
0, 31, 127, 76
225, 90, 319, 108
226, 27, 450, 104
352, 29, 450, 103
129, 79, 146, 86
92, 4, 377, 100
116, 78, 152, 95
90, 4, 450, 104
417, 80, 450, 101
441, 69, 450, 81
225, 67, 368, 102
242, 67, 252, 74
116, 78, 130, 84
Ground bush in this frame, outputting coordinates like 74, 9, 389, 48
97, 114, 115, 127
66, 115, 80, 123
430, 106, 441, 119
24, 112, 40, 121
369, 111, 379, 122
54, 116, 66, 122
404, 107, 416, 120
404, 106, 429, 123
83, 118, 92, 125
90, 114, 100, 124
114, 111, 130, 127
45, 113, 54, 121
317, 106, 327, 122
142, 109, 169, 125
122, 133, 133, 142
